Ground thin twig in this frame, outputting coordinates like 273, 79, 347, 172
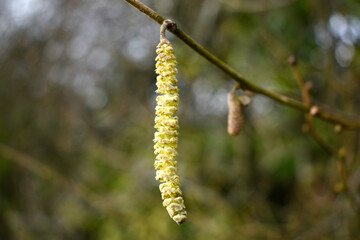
337, 148, 348, 189
288, 57, 310, 106
350, 132, 360, 175
288, 56, 335, 154
124, 0, 360, 130
335, 147, 360, 213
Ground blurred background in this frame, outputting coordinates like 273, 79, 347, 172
1, 0, 360, 239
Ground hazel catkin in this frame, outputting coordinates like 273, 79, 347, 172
227, 90, 245, 136
153, 34, 187, 225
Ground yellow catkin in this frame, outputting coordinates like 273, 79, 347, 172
154, 40, 187, 225
227, 90, 244, 136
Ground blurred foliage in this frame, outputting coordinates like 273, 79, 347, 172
0, 0, 360, 239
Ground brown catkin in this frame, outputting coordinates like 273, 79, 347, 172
227, 91, 244, 136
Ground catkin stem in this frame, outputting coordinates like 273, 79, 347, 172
160, 19, 176, 43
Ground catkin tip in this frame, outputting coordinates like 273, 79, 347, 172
174, 215, 187, 225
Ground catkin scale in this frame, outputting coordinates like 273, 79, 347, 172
227, 91, 244, 136
153, 39, 187, 225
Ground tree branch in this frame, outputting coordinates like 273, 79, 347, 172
288, 56, 335, 154
124, 0, 360, 130
0, 144, 125, 219
0, 143, 98, 204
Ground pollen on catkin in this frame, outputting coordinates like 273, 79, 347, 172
153, 37, 187, 225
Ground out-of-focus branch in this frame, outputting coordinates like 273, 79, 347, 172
350, 132, 360, 175
288, 56, 335, 154
335, 147, 360, 213
337, 148, 348, 190
288, 56, 311, 106
0, 144, 97, 202
123, 0, 360, 130
0, 143, 123, 218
